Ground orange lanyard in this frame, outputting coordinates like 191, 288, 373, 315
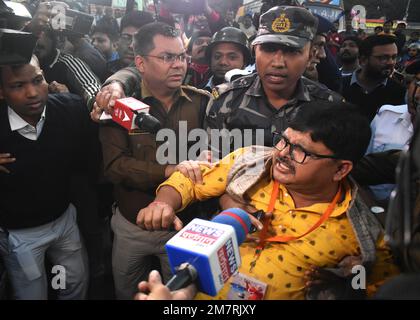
252, 181, 343, 267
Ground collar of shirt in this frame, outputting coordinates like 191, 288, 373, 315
350, 69, 388, 92
140, 81, 192, 104
377, 104, 413, 127
378, 103, 407, 115
49, 49, 61, 69
246, 74, 263, 97
273, 179, 352, 218
204, 76, 214, 91
293, 78, 311, 102
340, 66, 357, 78
8, 105, 46, 140
108, 51, 120, 63
262, 166, 351, 218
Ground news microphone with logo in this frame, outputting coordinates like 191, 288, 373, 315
112, 97, 161, 133
165, 208, 251, 296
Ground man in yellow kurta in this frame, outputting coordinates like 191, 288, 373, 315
135, 101, 399, 300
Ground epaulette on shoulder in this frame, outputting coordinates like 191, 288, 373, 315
231, 74, 255, 88
182, 85, 212, 98
211, 82, 230, 100
211, 74, 255, 100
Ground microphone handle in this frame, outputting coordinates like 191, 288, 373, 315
165, 264, 197, 291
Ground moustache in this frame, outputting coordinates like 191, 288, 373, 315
275, 156, 296, 173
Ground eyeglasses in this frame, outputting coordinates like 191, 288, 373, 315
273, 132, 339, 164
143, 53, 191, 64
371, 54, 398, 63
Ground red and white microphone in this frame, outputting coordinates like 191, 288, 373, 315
111, 97, 161, 133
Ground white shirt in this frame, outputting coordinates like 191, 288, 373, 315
367, 104, 413, 200
367, 104, 413, 153
8, 106, 46, 141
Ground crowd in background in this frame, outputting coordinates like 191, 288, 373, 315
1, 0, 420, 300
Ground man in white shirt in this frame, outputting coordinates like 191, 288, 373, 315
367, 104, 413, 200
367, 59, 420, 201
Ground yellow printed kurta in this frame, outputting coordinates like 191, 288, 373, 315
158, 148, 398, 299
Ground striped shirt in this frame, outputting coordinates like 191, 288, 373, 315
43, 49, 101, 110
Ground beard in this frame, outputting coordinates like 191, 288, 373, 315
365, 63, 392, 81
339, 52, 357, 64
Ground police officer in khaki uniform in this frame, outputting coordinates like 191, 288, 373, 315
95, 22, 213, 300
205, 6, 343, 151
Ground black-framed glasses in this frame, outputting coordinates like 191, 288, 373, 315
273, 132, 340, 164
143, 53, 190, 64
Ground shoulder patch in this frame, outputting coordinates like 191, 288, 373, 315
210, 82, 232, 100
212, 79, 247, 99
212, 87, 220, 100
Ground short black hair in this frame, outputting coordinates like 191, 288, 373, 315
287, 101, 371, 164
341, 36, 361, 49
133, 22, 180, 56
0, 55, 40, 86
120, 10, 155, 33
359, 34, 397, 58
187, 30, 212, 53
91, 24, 119, 42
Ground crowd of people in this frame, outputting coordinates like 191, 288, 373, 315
0, 0, 420, 300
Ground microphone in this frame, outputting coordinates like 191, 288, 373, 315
112, 97, 161, 133
165, 208, 251, 296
